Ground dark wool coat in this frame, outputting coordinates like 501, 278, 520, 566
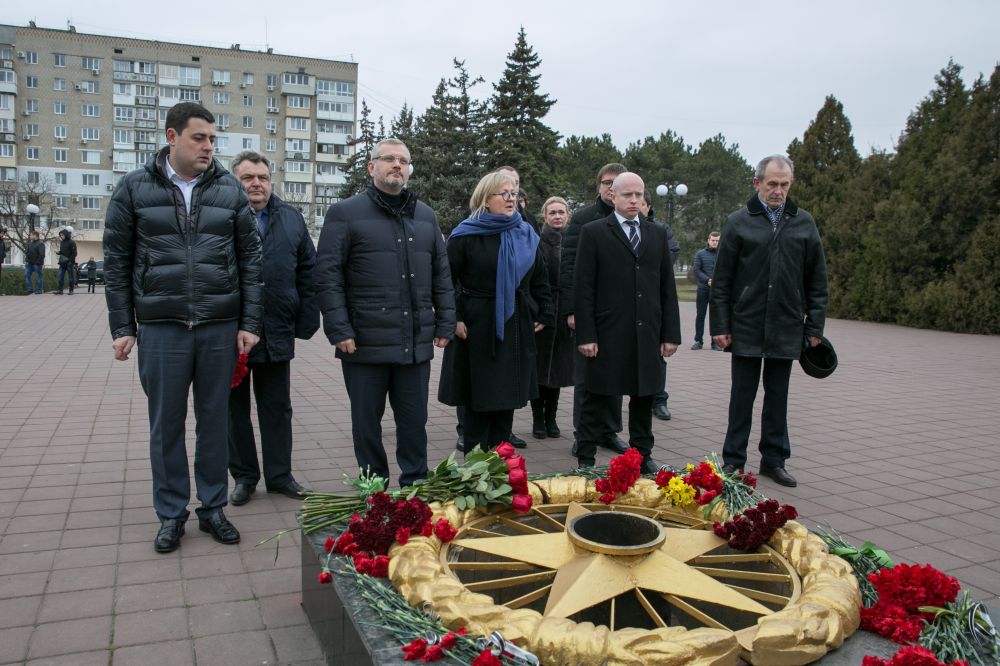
315, 186, 455, 365
248, 194, 320, 364
103, 148, 263, 339
438, 233, 554, 411
535, 224, 575, 388
574, 214, 681, 397
710, 196, 828, 360
559, 195, 615, 317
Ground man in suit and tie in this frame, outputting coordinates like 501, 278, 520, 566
573, 172, 681, 474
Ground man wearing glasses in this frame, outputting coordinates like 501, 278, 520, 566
560, 163, 630, 459
315, 139, 456, 486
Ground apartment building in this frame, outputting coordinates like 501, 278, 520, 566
0, 22, 357, 265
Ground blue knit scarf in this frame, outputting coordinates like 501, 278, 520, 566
449, 211, 539, 340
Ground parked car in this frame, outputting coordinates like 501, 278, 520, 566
75, 260, 104, 285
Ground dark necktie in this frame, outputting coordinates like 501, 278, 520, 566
255, 210, 265, 237
626, 219, 640, 254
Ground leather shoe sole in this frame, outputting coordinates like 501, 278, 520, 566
508, 434, 528, 449
640, 458, 661, 475
230, 483, 255, 506
721, 464, 743, 475
154, 520, 185, 553
599, 437, 629, 454
652, 405, 672, 421
759, 466, 797, 487
267, 481, 310, 500
199, 512, 240, 544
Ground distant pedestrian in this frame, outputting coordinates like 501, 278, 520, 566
691, 231, 721, 350
85, 257, 97, 293
54, 228, 77, 295
24, 231, 45, 294
0, 228, 6, 282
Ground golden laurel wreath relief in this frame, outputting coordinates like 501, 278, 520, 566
388, 477, 861, 665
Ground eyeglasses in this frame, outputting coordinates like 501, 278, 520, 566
491, 191, 520, 202
600, 179, 615, 187
372, 155, 410, 166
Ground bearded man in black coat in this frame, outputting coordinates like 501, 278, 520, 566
574, 172, 681, 474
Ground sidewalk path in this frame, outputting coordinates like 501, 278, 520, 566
1, 291, 997, 664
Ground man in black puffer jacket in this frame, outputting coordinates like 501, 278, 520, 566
711, 155, 827, 489
227, 151, 318, 507
104, 103, 262, 554
316, 138, 455, 486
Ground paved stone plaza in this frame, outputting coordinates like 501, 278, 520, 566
1, 289, 998, 664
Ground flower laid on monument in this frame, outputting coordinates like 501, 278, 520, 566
713, 498, 798, 552
230, 352, 249, 388
593, 447, 643, 504
862, 644, 969, 666
860, 563, 961, 644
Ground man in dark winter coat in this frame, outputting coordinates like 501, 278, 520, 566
574, 172, 681, 474
560, 163, 630, 456
316, 138, 455, 486
711, 155, 828, 488
24, 230, 46, 294
228, 151, 319, 506
691, 231, 720, 350
54, 228, 77, 295
104, 102, 263, 553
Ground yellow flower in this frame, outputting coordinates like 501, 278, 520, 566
661, 477, 696, 508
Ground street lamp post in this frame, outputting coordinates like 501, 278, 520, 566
655, 183, 688, 229
25, 203, 40, 231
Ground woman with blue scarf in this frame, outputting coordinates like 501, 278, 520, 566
438, 172, 554, 453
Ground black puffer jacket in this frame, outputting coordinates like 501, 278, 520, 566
249, 194, 320, 363
103, 147, 263, 339
693, 245, 717, 290
558, 195, 615, 317
315, 185, 456, 364
26, 239, 46, 265
710, 196, 827, 359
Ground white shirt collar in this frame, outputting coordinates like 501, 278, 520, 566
164, 155, 203, 186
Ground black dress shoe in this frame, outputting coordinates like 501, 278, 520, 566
545, 421, 561, 438
267, 479, 310, 499
532, 420, 547, 439
508, 433, 527, 449
571, 440, 578, 456
455, 434, 464, 451
599, 436, 629, 454
154, 519, 185, 553
759, 465, 797, 487
640, 458, 661, 475
721, 463, 743, 475
230, 483, 255, 506
652, 403, 672, 420
198, 510, 240, 544
691, 341, 703, 350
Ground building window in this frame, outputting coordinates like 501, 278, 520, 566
242, 138, 253, 150
0, 144, 13, 158
81, 56, 100, 72
179, 88, 201, 102
81, 127, 101, 141
54, 195, 69, 208
283, 73, 309, 86
54, 150, 68, 163
318, 101, 350, 114
113, 82, 132, 95
54, 53, 66, 67
24, 123, 39, 137
213, 92, 230, 105
159, 63, 179, 80
137, 61, 156, 74
242, 72, 254, 86
266, 73, 278, 88
289, 117, 309, 131
25, 51, 38, 65
25, 75, 38, 88
135, 107, 156, 121
53, 77, 67, 91
80, 150, 101, 164
81, 197, 102, 210
266, 96, 278, 112
81, 219, 102, 230
159, 87, 179, 102
1, 166, 16, 180
212, 70, 230, 85
285, 161, 311, 173
284, 182, 307, 196
114, 128, 133, 144
78, 80, 99, 94
242, 116, 253, 129
25, 99, 39, 113
83, 174, 100, 186
215, 136, 229, 151
0, 70, 13, 83
317, 120, 353, 134
115, 106, 135, 122
136, 84, 156, 97
0, 94, 10, 111
264, 139, 276, 152
287, 95, 310, 109
265, 118, 277, 133
242, 95, 253, 107
26, 147, 39, 160
54, 125, 67, 140
81, 103, 101, 117
54, 101, 67, 115
216, 113, 230, 130
0, 118, 10, 132
285, 138, 311, 153
179, 66, 201, 87
27, 171, 40, 184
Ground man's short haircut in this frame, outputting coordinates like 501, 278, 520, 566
541, 196, 568, 217
371, 138, 408, 160
755, 154, 795, 180
597, 163, 627, 187
709, 230, 721, 238
29, 231, 39, 239
232, 151, 270, 173
469, 172, 516, 217
165, 102, 214, 135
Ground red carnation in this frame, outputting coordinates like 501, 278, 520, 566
395, 527, 411, 545
420, 521, 433, 537
433, 519, 458, 542
230, 353, 249, 388
369, 555, 390, 578
507, 467, 529, 494
511, 493, 533, 514
472, 649, 502, 666
438, 631, 458, 650
317, 570, 332, 584
654, 468, 676, 487
324, 536, 336, 552
861, 645, 968, 666
332, 532, 354, 553
495, 442, 516, 459
421, 644, 445, 662
696, 489, 719, 505
402, 637, 428, 660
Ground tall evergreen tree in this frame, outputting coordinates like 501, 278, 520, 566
485, 27, 561, 207
390, 103, 415, 144
554, 134, 623, 208
339, 99, 378, 198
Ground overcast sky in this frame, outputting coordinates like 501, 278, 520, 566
11, 1, 999, 165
